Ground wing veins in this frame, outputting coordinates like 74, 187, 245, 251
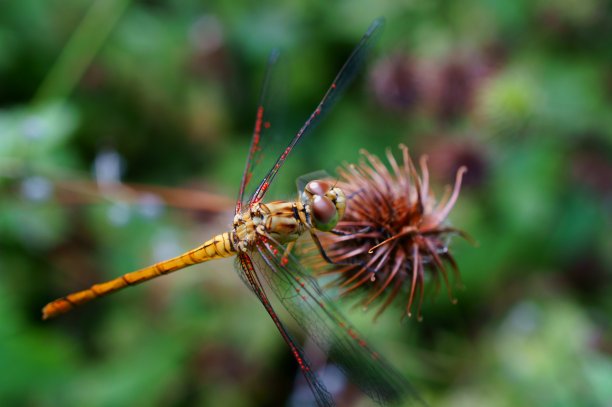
249, 18, 385, 205
254, 238, 424, 405
236, 253, 335, 407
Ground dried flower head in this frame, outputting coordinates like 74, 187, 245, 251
305, 145, 469, 321
370, 53, 421, 112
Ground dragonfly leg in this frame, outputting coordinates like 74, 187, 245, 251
330, 226, 372, 236
281, 241, 295, 266
310, 231, 366, 269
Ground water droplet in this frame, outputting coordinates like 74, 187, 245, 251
370, 274, 376, 282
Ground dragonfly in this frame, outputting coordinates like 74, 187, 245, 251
42, 18, 422, 407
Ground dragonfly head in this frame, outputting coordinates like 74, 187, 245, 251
302, 180, 346, 232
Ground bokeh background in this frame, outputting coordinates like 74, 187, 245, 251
1, 1, 611, 406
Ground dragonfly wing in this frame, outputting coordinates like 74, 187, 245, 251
253, 235, 426, 406
249, 18, 385, 205
235, 253, 336, 407
296, 170, 334, 196
236, 50, 285, 214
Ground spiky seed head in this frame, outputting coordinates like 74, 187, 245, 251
304, 145, 469, 321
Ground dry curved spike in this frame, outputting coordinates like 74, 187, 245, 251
345, 271, 378, 295
433, 226, 477, 246
386, 147, 409, 192
361, 154, 391, 189
401, 145, 423, 212
387, 144, 411, 197
386, 148, 401, 177
347, 161, 377, 191
434, 185, 452, 216
436, 166, 468, 223
332, 233, 369, 242
370, 238, 397, 273
423, 238, 455, 303
365, 152, 392, 185
375, 276, 403, 321
419, 155, 430, 200
365, 250, 404, 308
340, 245, 390, 289
319, 263, 359, 277
367, 177, 392, 207
368, 226, 417, 254
361, 179, 393, 218
332, 246, 370, 262
336, 220, 378, 228
406, 243, 420, 318
339, 265, 370, 290
416, 261, 425, 322
442, 252, 464, 290
343, 272, 372, 293
328, 242, 371, 255
398, 143, 411, 181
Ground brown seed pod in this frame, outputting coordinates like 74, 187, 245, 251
304, 145, 469, 321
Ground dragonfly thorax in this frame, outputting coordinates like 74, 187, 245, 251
232, 180, 346, 253
233, 201, 308, 252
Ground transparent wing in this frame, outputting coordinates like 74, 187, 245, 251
235, 253, 336, 407
296, 170, 334, 195
252, 234, 425, 406
248, 18, 385, 206
236, 49, 284, 214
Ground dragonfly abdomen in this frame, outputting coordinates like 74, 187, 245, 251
189, 231, 236, 262
42, 232, 236, 320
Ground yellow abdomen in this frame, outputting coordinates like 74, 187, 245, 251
42, 232, 236, 319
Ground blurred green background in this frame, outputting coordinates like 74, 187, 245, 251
1, 1, 611, 406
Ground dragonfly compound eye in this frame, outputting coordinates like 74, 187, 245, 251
306, 180, 331, 196
312, 195, 338, 231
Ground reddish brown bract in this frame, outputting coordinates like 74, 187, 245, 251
310, 145, 468, 320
